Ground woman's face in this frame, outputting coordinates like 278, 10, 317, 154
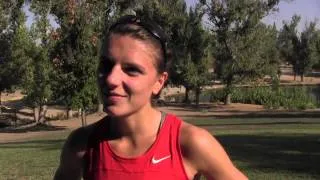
99, 34, 167, 117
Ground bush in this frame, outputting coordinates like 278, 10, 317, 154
164, 85, 319, 110
206, 86, 318, 110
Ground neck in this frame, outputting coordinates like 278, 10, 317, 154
110, 104, 161, 139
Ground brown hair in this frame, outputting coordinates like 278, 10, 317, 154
102, 16, 169, 74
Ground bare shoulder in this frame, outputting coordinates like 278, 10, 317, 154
63, 125, 93, 156
54, 119, 103, 180
180, 122, 248, 180
180, 122, 213, 148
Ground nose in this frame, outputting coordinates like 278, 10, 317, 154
105, 65, 121, 88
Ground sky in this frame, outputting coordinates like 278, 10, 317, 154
24, 0, 320, 32
24, 5, 58, 29
185, 0, 320, 32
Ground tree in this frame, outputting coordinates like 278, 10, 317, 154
172, 6, 213, 105
278, 15, 301, 80
21, 0, 55, 124
50, 0, 113, 120
0, 0, 25, 111
0, 1, 11, 109
312, 31, 320, 70
200, 0, 280, 104
279, 15, 320, 81
299, 21, 319, 81
265, 23, 281, 82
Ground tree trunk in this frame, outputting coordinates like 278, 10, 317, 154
38, 105, 47, 124
184, 87, 190, 103
0, 91, 2, 114
224, 80, 233, 105
81, 109, 87, 127
77, 108, 82, 117
277, 68, 281, 79
67, 108, 73, 119
300, 74, 304, 82
195, 87, 201, 107
293, 65, 298, 81
97, 103, 104, 113
33, 106, 40, 123
13, 109, 17, 127
224, 93, 231, 105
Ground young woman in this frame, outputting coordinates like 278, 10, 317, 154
54, 15, 248, 180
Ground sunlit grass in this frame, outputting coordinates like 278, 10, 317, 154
0, 132, 69, 180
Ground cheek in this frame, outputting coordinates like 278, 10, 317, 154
125, 78, 156, 95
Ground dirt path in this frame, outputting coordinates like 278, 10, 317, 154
0, 113, 106, 143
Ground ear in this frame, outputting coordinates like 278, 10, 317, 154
152, 72, 168, 95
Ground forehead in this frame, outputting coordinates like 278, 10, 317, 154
102, 34, 156, 61
103, 34, 158, 66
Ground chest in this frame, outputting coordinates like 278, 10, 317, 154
83, 115, 191, 180
87, 144, 175, 177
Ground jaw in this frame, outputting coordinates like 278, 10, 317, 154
104, 98, 154, 119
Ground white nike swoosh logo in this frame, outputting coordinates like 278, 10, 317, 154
152, 155, 171, 164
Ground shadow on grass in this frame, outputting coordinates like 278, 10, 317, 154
216, 134, 320, 177
2, 98, 25, 109
164, 103, 214, 109
0, 139, 65, 151
195, 121, 320, 127
179, 111, 320, 119
0, 123, 67, 133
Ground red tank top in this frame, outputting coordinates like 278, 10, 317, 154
83, 113, 189, 180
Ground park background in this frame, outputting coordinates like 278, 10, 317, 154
0, 0, 320, 179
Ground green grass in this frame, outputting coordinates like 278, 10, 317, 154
0, 132, 69, 180
0, 118, 320, 180
185, 118, 320, 180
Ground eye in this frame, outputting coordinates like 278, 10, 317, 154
99, 56, 114, 75
123, 66, 143, 76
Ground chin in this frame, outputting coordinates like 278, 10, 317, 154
104, 106, 121, 117
103, 105, 132, 118
103, 103, 147, 118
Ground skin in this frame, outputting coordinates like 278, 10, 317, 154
54, 34, 248, 180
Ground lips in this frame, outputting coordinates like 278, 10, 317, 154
104, 91, 127, 103
100, 86, 125, 97
99, 84, 127, 103
107, 92, 125, 97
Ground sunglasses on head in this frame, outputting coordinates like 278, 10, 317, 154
109, 15, 168, 63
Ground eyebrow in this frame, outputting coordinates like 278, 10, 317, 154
123, 60, 146, 73
101, 55, 147, 73
100, 55, 114, 62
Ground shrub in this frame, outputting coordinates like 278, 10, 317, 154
165, 85, 318, 110
204, 86, 317, 110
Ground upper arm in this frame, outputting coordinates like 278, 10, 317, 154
180, 123, 248, 180
54, 127, 90, 180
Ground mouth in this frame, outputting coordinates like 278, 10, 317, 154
103, 92, 127, 103
100, 85, 127, 103
107, 92, 125, 97
100, 87, 125, 97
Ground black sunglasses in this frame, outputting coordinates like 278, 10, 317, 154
109, 15, 168, 64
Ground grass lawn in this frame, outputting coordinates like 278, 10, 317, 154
0, 117, 320, 180
186, 118, 320, 180
0, 132, 69, 180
